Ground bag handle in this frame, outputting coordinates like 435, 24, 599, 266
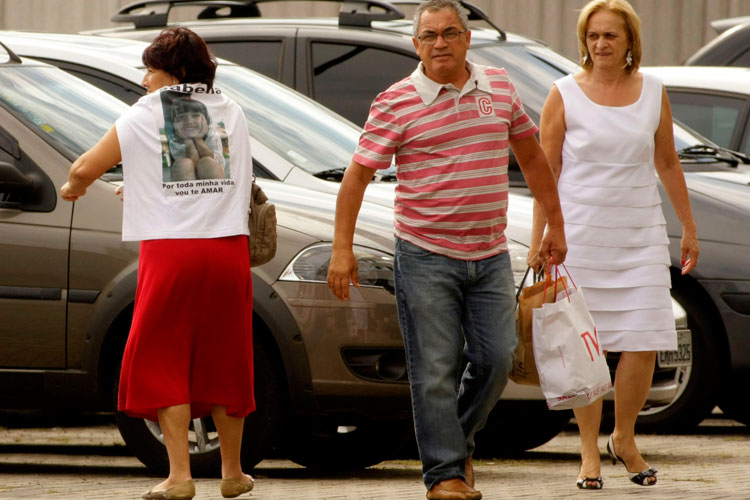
542, 258, 578, 302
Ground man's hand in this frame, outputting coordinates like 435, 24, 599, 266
538, 224, 567, 272
327, 248, 359, 301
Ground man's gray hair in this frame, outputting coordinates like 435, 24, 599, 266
413, 0, 470, 37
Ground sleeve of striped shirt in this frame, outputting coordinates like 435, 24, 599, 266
353, 95, 402, 170
507, 78, 539, 140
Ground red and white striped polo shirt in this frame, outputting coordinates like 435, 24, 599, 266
354, 61, 538, 260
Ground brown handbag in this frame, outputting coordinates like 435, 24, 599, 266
509, 268, 568, 386
248, 180, 277, 267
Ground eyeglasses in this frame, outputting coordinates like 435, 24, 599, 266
416, 28, 467, 44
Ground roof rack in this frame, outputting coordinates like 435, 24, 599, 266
0, 40, 22, 64
112, 0, 261, 29
389, 1, 506, 40
111, 0, 506, 38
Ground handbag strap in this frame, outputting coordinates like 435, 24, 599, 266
515, 266, 532, 303
515, 266, 546, 304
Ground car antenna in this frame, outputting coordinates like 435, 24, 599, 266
0, 40, 23, 64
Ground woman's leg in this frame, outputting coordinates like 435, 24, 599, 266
611, 351, 657, 480
155, 404, 193, 489
573, 397, 603, 484
212, 405, 253, 482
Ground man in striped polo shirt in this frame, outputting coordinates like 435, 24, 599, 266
328, 1, 566, 498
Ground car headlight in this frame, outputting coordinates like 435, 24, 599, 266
279, 243, 395, 294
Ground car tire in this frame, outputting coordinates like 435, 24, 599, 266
633, 286, 722, 432
717, 378, 750, 426
240, 331, 287, 470
284, 418, 413, 469
114, 329, 285, 476
473, 401, 571, 457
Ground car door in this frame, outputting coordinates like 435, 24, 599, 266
0, 113, 69, 369
667, 89, 750, 156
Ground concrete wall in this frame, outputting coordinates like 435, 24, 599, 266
1, 0, 750, 65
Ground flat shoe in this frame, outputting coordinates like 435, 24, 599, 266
426, 478, 482, 500
576, 477, 603, 489
220, 476, 255, 498
142, 479, 195, 500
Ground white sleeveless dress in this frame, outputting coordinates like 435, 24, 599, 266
554, 73, 677, 352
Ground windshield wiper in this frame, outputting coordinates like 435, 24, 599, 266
312, 167, 347, 181
677, 145, 750, 167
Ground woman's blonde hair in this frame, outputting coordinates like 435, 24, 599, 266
577, 0, 642, 74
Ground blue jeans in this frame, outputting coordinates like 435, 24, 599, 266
394, 238, 517, 489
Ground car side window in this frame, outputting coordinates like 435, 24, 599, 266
208, 41, 282, 80
310, 42, 417, 126
667, 91, 746, 154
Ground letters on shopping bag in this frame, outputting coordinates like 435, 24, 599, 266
580, 329, 601, 362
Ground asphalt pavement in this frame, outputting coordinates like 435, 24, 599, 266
0, 412, 748, 499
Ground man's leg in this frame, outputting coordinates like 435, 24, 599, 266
457, 251, 516, 458
394, 238, 468, 490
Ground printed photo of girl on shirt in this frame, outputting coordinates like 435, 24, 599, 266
160, 93, 229, 182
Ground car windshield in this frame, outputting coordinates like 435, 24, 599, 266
0, 66, 128, 160
215, 65, 363, 177
468, 43, 580, 122
673, 119, 717, 150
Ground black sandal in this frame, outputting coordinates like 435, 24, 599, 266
629, 467, 658, 486
576, 477, 603, 490
607, 434, 658, 486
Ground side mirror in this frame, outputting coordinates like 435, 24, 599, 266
0, 161, 34, 193
0, 161, 35, 210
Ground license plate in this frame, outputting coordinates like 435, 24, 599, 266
657, 329, 692, 368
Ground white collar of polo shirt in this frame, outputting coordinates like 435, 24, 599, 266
411, 60, 492, 106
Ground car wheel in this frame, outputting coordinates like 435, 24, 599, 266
717, 379, 750, 426
634, 288, 722, 432
473, 401, 571, 457
114, 329, 285, 476
285, 418, 412, 469
240, 331, 287, 470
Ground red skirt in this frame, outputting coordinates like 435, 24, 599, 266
118, 235, 254, 421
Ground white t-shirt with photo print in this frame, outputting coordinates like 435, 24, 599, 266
116, 83, 252, 242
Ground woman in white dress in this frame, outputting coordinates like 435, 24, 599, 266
528, 0, 699, 490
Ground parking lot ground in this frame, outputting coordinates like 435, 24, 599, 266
0, 413, 749, 499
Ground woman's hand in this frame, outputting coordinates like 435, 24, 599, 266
60, 181, 85, 202
680, 226, 699, 274
526, 247, 543, 273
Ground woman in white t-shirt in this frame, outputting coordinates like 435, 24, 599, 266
61, 27, 255, 500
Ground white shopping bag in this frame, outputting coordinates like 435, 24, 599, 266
532, 285, 612, 410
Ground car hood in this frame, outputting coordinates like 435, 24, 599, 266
260, 179, 535, 253
686, 171, 750, 213
257, 179, 395, 253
